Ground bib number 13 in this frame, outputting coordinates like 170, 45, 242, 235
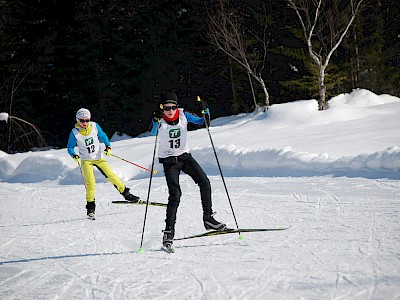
169, 139, 181, 149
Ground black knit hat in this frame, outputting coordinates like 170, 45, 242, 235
162, 91, 178, 105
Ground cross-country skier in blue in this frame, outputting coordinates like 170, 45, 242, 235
67, 108, 140, 219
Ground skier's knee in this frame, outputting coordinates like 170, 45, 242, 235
198, 177, 211, 191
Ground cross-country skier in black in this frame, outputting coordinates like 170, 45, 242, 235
149, 91, 227, 249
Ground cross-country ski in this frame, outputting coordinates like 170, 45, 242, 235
111, 200, 167, 207
173, 226, 291, 241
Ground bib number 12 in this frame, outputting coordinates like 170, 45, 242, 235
87, 144, 95, 154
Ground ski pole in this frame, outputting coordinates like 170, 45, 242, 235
197, 96, 242, 237
110, 153, 157, 174
138, 117, 161, 253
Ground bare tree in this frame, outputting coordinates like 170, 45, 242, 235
287, 0, 367, 110
206, 1, 270, 109
6, 115, 47, 152
0, 59, 46, 152
1, 62, 34, 152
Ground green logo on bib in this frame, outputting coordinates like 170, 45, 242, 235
169, 128, 181, 138
85, 137, 94, 146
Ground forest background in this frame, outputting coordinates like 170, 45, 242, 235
1, 0, 399, 153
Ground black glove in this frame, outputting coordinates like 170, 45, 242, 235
72, 154, 81, 164
199, 98, 209, 111
196, 96, 211, 127
152, 111, 162, 122
149, 111, 162, 133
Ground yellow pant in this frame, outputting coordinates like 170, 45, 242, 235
81, 158, 125, 201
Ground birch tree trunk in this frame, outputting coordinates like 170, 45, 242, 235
287, 0, 366, 110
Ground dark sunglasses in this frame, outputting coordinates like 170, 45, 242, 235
79, 119, 90, 123
163, 106, 178, 111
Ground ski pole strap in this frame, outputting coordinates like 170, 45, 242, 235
197, 95, 207, 110
197, 96, 210, 127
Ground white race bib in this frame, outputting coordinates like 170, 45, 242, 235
158, 109, 190, 158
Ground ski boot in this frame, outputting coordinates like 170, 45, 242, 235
86, 201, 96, 220
162, 227, 175, 253
203, 213, 227, 231
121, 187, 140, 203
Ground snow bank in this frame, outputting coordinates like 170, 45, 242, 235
192, 145, 400, 178
0, 89, 399, 183
330, 88, 400, 107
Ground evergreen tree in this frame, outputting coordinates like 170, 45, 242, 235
1, 0, 398, 152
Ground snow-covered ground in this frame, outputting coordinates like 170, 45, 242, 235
1, 89, 399, 299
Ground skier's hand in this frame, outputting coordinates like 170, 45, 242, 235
201, 105, 211, 127
202, 108, 210, 115
148, 112, 161, 133
104, 146, 112, 156
72, 154, 81, 164
152, 111, 161, 122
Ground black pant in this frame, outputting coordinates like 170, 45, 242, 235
162, 153, 212, 229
